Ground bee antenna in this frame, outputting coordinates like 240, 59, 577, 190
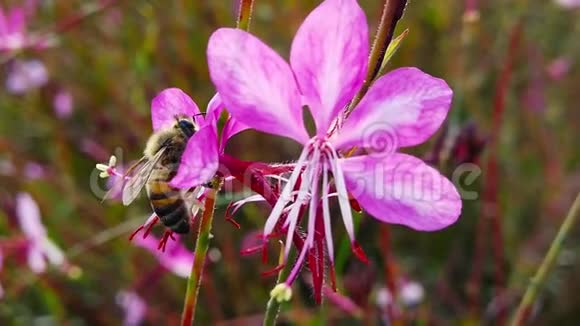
192, 113, 205, 118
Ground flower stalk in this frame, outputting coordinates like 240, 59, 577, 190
347, 0, 407, 114
237, 0, 255, 31
511, 193, 580, 325
263, 241, 293, 326
180, 177, 222, 326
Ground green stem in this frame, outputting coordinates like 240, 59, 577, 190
346, 0, 407, 115
236, 0, 255, 31
180, 179, 222, 326
511, 193, 580, 325
263, 244, 293, 326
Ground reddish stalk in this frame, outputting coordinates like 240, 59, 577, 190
379, 224, 398, 322
347, 0, 408, 115
236, 0, 255, 31
482, 21, 523, 324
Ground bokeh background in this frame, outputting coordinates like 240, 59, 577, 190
0, 0, 579, 324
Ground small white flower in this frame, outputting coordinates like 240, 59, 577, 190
96, 155, 117, 178
400, 281, 425, 307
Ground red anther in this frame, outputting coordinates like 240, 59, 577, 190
225, 216, 241, 229
349, 197, 362, 213
157, 230, 175, 252
142, 216, 159, 239
260, 264, 285, 277
128, 225, 145, 241
224, 202, 241, 229
351, 241, 369, 264
240, 245, 263, 256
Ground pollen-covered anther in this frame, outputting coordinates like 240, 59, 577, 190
270, 283, 292, 303
96, 155, 118, 178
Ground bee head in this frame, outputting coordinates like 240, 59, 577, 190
174, 116, 196, 138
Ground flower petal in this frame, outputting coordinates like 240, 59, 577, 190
340, 153, 461, 231
205, 93, 223, 125
6, 7, 25, 34
332, 68, 453, 151
290, 0, 368, 134
27, 247, 46, 273
220, 117, 248, 150
151, 88, 201, 131
132, 234, 193, 278
16, 192, 46, 239
207, 28, 309, 144
170, 126, 219, 189
205, 93, 249, 152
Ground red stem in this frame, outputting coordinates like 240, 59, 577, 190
485, 21, 523, 324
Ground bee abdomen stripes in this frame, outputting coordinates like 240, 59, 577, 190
147, 178, 190, 233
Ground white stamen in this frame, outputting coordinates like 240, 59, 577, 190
108, 155, 117, 167
265, 174, 290, 184
322, 162, 334, 261
283, 146, 320, 258
328, 147, 355, 243
263, 147, 310, 237
305, 147, 321, 248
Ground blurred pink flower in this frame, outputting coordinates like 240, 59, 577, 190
208, 0, 461, 289
16, 192, 66, 273
555, 0, 580, 8
132, 230, 193, 278
0, 4, 28, 51
0, 3, 50, 52
5, 59, 48, 94
23, 161, 46, 180
0, 250, 4, 298
53, 90, 74, 119
546, 57, 571, 81
116, 290, 147, 326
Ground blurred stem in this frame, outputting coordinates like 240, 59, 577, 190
263, 242, 293, 326
237, 0, 255, 31
511, 193, 580, 326
346, 0, 407, 115
181, 178, 222, 326
380, 224, 398, 322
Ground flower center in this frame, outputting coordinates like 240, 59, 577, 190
262, 135, 359, 288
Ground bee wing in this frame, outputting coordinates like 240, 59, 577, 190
100, 156, 147, 203
122, 148, 167, 206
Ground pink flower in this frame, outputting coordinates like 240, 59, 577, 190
546, 57, 571, 81
132, 231, 193, 278
116, 290, 147, 326
207, 0, 461, 289
0, 250, 4, 298
5, 59, 48, 94
53, 89, 74, 119
0, 3, 50, 52
0, 4, 28, 51
15, 192, 66, 273
555, 0, 580, 8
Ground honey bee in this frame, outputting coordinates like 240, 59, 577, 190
113, 115, 200, 234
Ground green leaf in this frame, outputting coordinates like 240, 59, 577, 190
377, 29, 410, 78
